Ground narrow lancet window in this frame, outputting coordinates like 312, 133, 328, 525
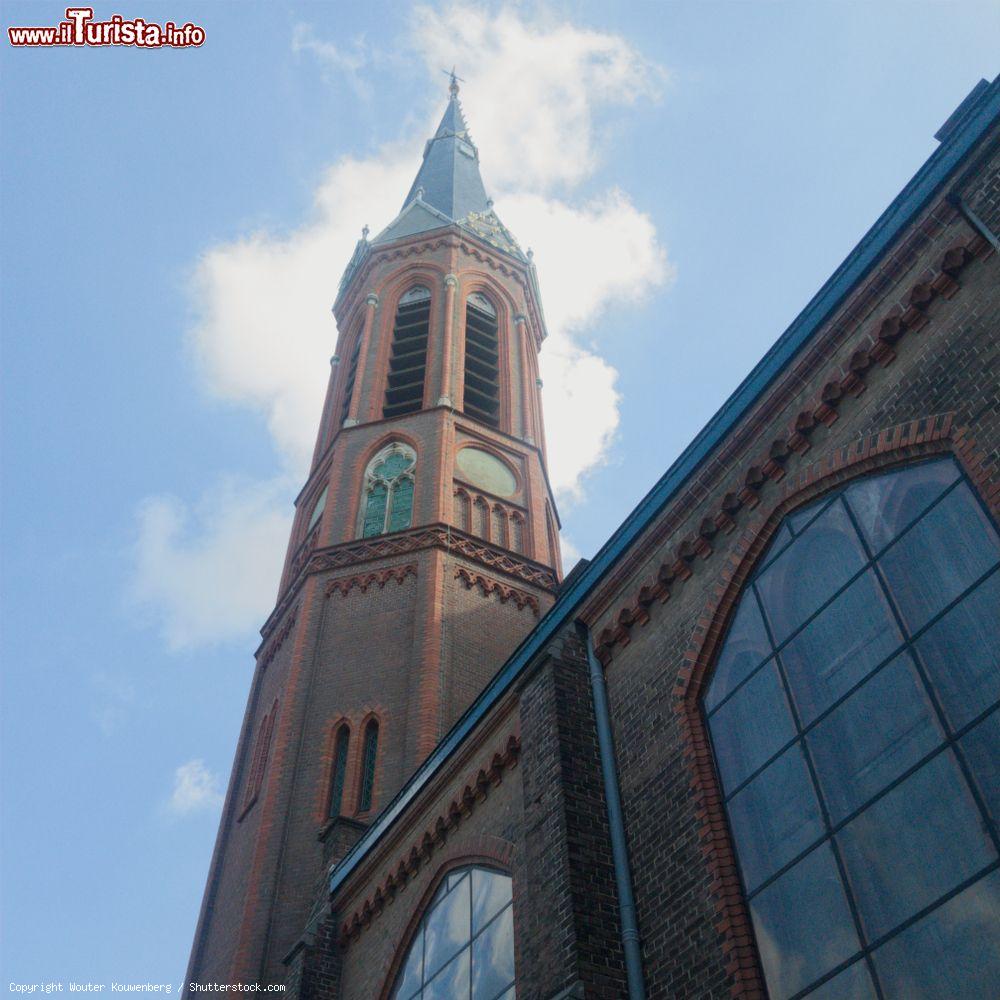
328, 725, 350, 818
463, 292, 500, 427
384, 286, 431, 419
357, 720, 379, 813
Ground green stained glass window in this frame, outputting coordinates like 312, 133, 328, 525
363, 483, 388, 538
360, 444, 416, 538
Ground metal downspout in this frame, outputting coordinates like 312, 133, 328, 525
577, 621, 647, 1000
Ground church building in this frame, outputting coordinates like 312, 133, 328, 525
186, 73, 1000, 999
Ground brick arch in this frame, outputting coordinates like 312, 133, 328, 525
317, 717, 352, 823
673, 414, 998, 1000
454, 439, 523, 496
375, 839, 516, 1000
343, 434, 421, 539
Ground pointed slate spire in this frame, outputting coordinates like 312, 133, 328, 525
399, 74, 489, 220
366, 74, 526, 263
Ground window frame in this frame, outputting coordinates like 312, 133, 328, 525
359, 441, 417, 539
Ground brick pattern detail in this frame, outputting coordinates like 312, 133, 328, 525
339, 733, 521, 946
593, 230, 990, 664
323, 563, 417, 598
454, 567, 541, 616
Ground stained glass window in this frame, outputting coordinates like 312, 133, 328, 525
361, 443, 416, 538
392, 867, 515, 1000
703, 457, 1000, 999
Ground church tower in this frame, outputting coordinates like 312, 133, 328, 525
186, 78, 561, 988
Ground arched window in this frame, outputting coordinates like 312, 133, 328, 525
327, 725, 350, 818
703, 457, 1000, 999
357, 719, 379, 813
340, 321, 363, 426
454, 489, 471, 532
510, 513, 524, 554
492, 505, 508, 547
391, 866, 515, 1000
361, 443, 416, 538
463, 292, 500, 428
384, 286, 431, 419
306, 485, 328, 534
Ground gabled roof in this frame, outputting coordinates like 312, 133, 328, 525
329, 75, 1000, 901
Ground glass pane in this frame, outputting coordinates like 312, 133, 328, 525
393, 927, 423, 999
708, 660, 796, 792
307, 485, 328, 532
749, 843, 860, 1000
471, 906, 515, 1000
389, 477, 414, 532
363, 483, 388, 537
755, 500, 868, 644
780, 571, 902, 726
787, 496, 832, 536
378, 452, 415, 478
472, 870, 512, 936
807, 652, 943, 824
423, 946, 470, 1000
423, 876, 472, 981
704, 593, 772, 712
845, 459, 960, 552
960, 707, 1000, 825
761, 522, 794, 563
802, 959, 877, 999
837, 750, 996, 941
727, 744, 824, 893
916, 570, 1000, 730
872, 869, 1000, 999
879, 482, 1000, 633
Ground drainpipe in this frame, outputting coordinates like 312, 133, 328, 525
576, 621, 647, 1000
949, 194, 1000, 254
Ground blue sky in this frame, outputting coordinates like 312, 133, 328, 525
2, 0, 997, 987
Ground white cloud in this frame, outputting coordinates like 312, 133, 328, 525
132, 477, 292, 649
292, 23, 372, 99
168, 759, 224, 815
134, 4, 672, 648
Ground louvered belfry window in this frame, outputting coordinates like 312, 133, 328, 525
340, 322, 363, 426
357, 720, 379, 813
328, 725, 350, 818
383, 286, 431, 419
463, 292, 500, 428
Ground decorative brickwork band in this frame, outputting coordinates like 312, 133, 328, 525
261, 524, 557, 640
338, 733, 521, 947
257, 606, 299, 671
324, 563, 417, 598
454, 567, 541, 616
584, 225, 991, 633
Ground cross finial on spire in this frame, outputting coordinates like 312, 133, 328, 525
443, 66, 464, 98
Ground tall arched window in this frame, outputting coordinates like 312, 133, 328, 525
384, 286, 431, 419
463, 292, 500, 428
357, 719, 379, 813
361, 442, 416, 538
340, 321, 363, 427
391, 866, 515, 1000
327, 725, 350, 818
703, 457, 1000, 999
